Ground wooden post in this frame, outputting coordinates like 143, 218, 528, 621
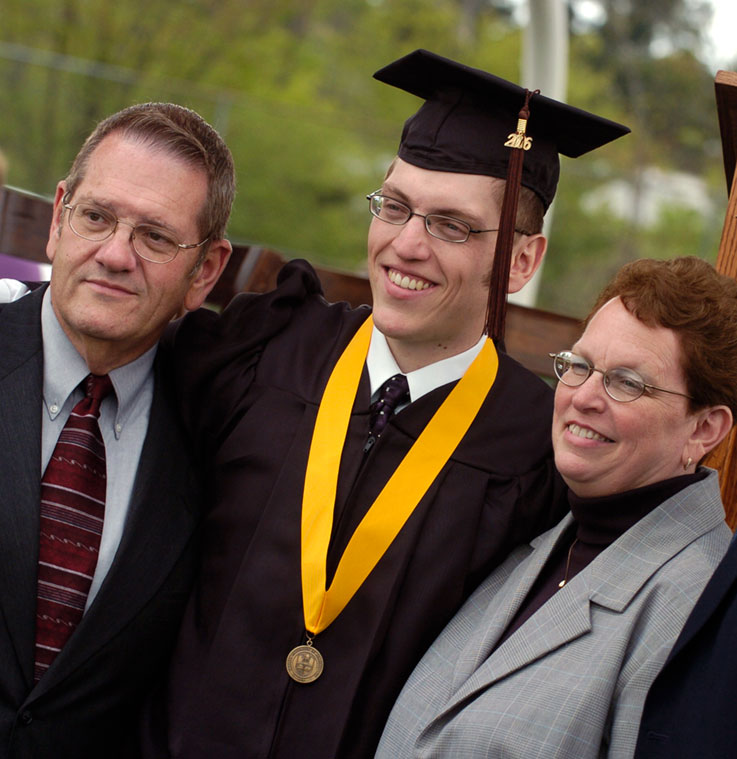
704, 70, 737, 528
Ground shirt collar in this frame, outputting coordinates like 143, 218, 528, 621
366, 325, 487, 402
41, 289, 157, 437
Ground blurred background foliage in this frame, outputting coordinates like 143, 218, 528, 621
0, 0, 733, 317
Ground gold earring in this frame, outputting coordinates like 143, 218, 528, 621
684, 456, 693, 471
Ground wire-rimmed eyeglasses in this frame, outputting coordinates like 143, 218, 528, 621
62, 196, 209, 264
549, 351, 695, 403
367, 191, 498, 244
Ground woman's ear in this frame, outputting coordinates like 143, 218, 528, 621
686, 405, 734, 466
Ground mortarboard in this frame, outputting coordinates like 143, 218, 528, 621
373, 49, 630, 341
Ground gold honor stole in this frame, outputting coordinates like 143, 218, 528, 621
285, 315, 499, 683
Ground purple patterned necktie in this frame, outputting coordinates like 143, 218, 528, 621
34, 373, 113, 682
368, 374, 409, 440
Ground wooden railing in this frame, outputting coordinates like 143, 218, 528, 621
0, 185, 53, 264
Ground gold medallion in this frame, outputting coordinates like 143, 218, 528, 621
286, 643, 324, 683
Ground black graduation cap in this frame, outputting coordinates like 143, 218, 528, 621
373, 49, 631, 340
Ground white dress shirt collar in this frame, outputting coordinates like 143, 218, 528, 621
366, 325, 487, 403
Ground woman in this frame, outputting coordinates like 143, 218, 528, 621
376, 256, 737, 759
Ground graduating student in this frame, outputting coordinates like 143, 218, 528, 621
144, 50, 629, 759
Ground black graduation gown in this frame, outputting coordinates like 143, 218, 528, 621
144, 260, 567, 759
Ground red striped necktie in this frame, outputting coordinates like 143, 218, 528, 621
34, 373, 113, 682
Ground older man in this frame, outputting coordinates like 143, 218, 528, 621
0, 102, 232, 758
143, 50, 630, 759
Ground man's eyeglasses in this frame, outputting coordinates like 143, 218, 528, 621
62, 197, 209, 264
367, 191, 498, 244
549, 350, 694, 403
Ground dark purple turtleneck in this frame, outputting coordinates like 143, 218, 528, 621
496, 469, 708, 648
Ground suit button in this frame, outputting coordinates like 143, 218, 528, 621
19, 710, 32, 725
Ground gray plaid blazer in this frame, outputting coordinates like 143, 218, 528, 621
376, 469, 730, 759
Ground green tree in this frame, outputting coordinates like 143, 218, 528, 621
0, 0, 729, 313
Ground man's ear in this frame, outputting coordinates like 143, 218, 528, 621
183, 238, 232, 312
46, 182, 68, 263
686, 405, 734, 465
507, 233, 547, 294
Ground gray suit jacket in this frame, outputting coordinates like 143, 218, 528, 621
0, 286, 202, 759
377, 470, 730, 759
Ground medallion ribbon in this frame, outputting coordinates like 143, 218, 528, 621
301, 316, 499, 634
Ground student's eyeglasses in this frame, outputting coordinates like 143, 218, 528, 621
366, 191, 498, 244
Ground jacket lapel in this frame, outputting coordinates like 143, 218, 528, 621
445, 515, 591, 704
437, 472, 727, 718
0, 287, 46, 688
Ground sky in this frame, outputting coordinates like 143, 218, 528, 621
515, 1, 735, 72
706, 0, 737, 70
